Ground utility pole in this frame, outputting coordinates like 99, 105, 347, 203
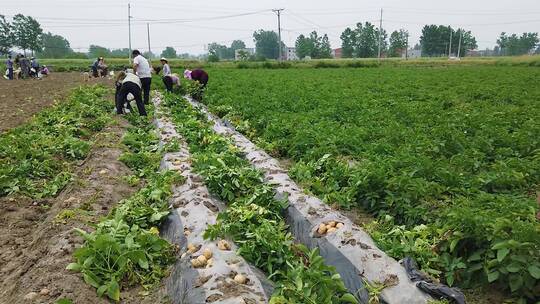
457, 29, 462, 59
405, 32, 409, 60
272, 9, 284, 61
147, 23, 151, 56
128, 3, 132, 63
377, 8, 383, 59
448, 28, 453, 58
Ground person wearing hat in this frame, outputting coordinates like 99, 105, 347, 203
183, 68, 209, 88
132, 50, 152, 105
160, 57, 180, 92
114, 69, 147, 116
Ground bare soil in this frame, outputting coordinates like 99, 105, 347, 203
0, 117, 166, 304
0, 73, 112, 132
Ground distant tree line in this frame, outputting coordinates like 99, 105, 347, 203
1, 13, 538, 60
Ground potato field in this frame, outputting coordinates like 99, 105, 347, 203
202, 66, 540, 299
1, 63, 539, 304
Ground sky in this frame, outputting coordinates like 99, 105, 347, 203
2, 0, 540, 55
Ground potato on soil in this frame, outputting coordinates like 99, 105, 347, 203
317, 224, 327, 234
327, 227, 337, 234
336, 222, 344, 228
328, 221, 336, 228
191, 258, 202, 268
197, 255, 208, 265
203, 248, 213, 259
234, 274, 247, 284
218, 240, 231, 250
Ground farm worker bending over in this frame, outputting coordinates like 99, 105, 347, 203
91, 57, 101, 77
184, 69, 209, 88
160, 58, 180, 92
5, 55, 13, 80
30, 57, 39, 78
132, 50, 152, 105
115, 70, 147, 116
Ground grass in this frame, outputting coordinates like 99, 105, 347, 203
40, 55, 540, 72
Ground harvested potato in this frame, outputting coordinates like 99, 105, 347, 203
218, 240, 231, 251
197, 255, 208, 265
203, 248, 213, 259
328, 221, 336, 228
317, 224, 327, 234
191, 258, 201, 268
336, 222, 344, 228
206, 258, 214, 268
234, 274, 247, 284
327, 227, 337, 234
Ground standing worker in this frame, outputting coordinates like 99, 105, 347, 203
19, 55, 30, 79
132, 50, 152, 105
5, 55, 13, 80
115, 70, 147, 116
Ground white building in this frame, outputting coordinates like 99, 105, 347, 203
235, 48, 256, 60
285, 47, 298, 60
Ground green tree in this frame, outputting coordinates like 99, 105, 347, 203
420, 25, 477, 57
388, 29, 408, 57
340, 27, 355, 58
353, 22, 379, 58
37, 32, 73, 58
295, 34, 314, 59
253, 30, 280, 59
497, 32, 539, 56
230, 40, 246, 55
160, 46, 177, 58
109, 48, 130, 58
340, 22, 385, 58
143, 51, 155, 59
88, 45, 111, 58
207, 42, 228, 59
0, 15, 13, 55
12, 14, 43, 55
295, 31, 332, 59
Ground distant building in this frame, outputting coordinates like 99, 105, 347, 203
332, 48, 342, 59
284, 47, 298, 60
468, 49, 495, 57
235, 48, 255, 60
402, 49, 422, 59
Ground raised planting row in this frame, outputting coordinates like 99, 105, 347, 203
0, 85, 112, 198
152, 92, 272, 303
67, 106, 184, 301
160, 93, 360, 304
201, 67, 540, 300
182, 96, 434, 304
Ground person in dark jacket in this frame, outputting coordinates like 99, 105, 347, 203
184, 69, 209, 88
5, 55, 13, 80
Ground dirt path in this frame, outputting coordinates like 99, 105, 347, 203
0, 73, 112, 132
0, 117, 138, 303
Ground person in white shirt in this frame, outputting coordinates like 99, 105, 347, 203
131, 50, 152, 105
115, 70, 147, 116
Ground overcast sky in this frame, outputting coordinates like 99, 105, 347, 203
3, 0, 540, 55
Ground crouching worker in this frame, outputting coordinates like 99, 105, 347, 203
184, 69, 209, 88
115, 70, 147, 116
